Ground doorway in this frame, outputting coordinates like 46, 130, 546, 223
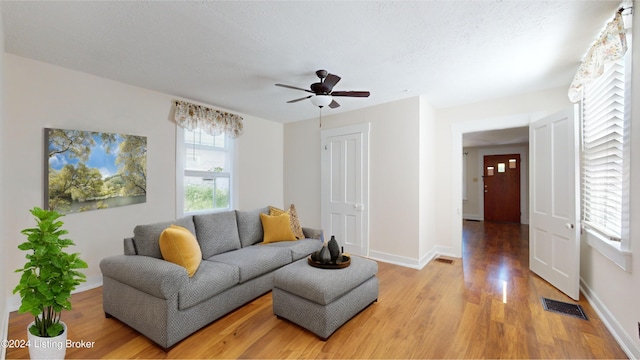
451, 112, 538, 257
453, 108, 580, 300
483, 154, 521, 223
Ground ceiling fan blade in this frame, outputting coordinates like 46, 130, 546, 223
276, 83, 313, 93
330, 91, 370, 97
287, 95, 313, 103
328, 100, 340, 109
323, 74, 341, 91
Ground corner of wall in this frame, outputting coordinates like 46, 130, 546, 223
369, 246, 457, 270
1, 5, 9, 356
418, 96, 438, 259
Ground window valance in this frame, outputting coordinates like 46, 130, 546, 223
173, 100, 244, 139
568, 11, 628, 102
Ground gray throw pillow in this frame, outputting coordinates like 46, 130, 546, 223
133, 216, 196, 258
236, 207, 269, 247
193, 210, 241, 258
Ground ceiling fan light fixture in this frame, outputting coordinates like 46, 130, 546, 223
310, 95, 332, 108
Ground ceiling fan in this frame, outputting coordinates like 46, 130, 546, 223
275, 70, 370, 109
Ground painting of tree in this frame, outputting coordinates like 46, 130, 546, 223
45, 128, 147, 214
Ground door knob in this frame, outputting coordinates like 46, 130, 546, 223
565, 223, 575, 229
354, 204, 364, 211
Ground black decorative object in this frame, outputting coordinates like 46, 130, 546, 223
308, 238, 351, 269
308, 254, 351, 269
319, 245, 331, 264
310, 250, 321, 262
328, 236, 340, 264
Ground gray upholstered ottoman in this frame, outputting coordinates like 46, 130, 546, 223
272, 255, 378, 340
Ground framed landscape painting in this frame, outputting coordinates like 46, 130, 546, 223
45, 128, 147, 214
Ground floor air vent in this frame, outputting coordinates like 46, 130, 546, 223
434, 258, 454, 264
541, 297, 589, 320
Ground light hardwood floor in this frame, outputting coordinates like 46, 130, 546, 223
7, 221, 627, 359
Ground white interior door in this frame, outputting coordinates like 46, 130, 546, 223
321, 123, 369, 256
529, 106, 580, 300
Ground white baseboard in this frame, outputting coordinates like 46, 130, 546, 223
74, 275, 103, 294
368, 250, 424, 269
580, 278, 640, 359
368, 246, 458, 270
463, 214, 482, 221
433, 246, 458, 260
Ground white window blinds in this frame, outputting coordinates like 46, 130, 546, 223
581, 59, 625, 241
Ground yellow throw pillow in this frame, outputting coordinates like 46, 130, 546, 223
260, 212, 297, 244
159, 225, 202, 277
269, 204, 305, 239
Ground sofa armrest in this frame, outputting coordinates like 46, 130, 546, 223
100, 255, 189, 299
302, 227, 324, 241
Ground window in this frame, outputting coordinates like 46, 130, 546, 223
581, 57, 627, 242
576, 9, 633, 271
178, 127, 233, 215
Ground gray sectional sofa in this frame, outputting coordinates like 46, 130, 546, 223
99, 206, 323, 349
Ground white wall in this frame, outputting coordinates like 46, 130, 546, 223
235, 112, 284, 210
284, 97, 439, 268
462, 147, 481, 219
3, 54, 284, 311
283, 118, 321, 227
418, 97, 439, 261
0, 8, 8, 358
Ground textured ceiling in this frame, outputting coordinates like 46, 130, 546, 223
1, 0, 621, 123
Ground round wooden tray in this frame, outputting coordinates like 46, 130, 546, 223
307, 254, 351, 269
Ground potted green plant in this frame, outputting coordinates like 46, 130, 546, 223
13, 207, 88, 359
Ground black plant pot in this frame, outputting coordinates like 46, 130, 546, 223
328, 236, 340, 264
319, 245, 331, 264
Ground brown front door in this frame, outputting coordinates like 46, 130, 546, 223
483, 154, 520, 223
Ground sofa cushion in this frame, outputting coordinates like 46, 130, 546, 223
133, 216, 195, 258
178, 260, 239, 310
262, 238, 323, 261
207, 246, 291, 283
193, 210, 241, 259
269, 204, 305, 239
260, 213, 297, 244
159, 225, 202, 277
236, 207, 269, 247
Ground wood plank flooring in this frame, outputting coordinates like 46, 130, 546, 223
6, 221, 627, 358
